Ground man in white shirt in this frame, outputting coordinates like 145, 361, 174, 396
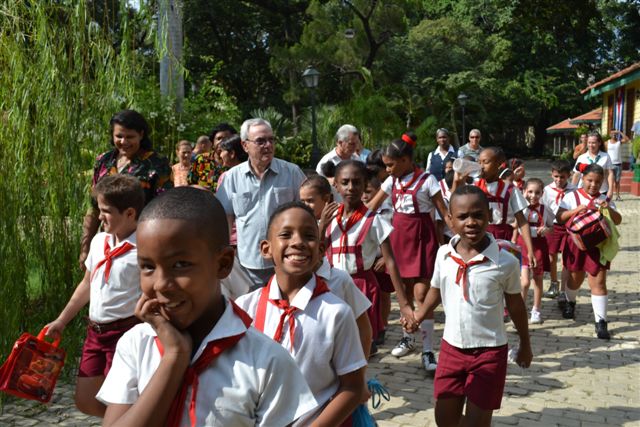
315, 124, 360, 175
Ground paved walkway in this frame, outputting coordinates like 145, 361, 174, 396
1, 188, 638, 427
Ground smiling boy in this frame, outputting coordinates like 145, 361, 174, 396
97, 187, 317, 426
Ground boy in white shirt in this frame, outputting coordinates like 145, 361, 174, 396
98, 188, 317, 426
236, 202, 367, 426
410, 185, 532, 427
45, 175, 144, 416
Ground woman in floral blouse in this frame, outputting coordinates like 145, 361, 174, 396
79, 110, 173, 268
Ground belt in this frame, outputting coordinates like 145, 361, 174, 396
86, 316, 140, 334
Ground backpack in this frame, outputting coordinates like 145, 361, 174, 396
566, 192, 611, 251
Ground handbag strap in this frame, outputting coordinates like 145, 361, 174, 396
37, 326, 61, 348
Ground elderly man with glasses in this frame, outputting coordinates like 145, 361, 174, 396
216, 118, 306, 290
457, 129, 483, 160
315, 124, 361, 176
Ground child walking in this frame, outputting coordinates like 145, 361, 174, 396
541, 160, 576, 304
514, 178, 554, 324
45, 175, 144, 416
411, 185, 532, 427
97, 188, 317, 426
557, 164, 622, 339
236, 202, 367, 425
367, 139, 450, 373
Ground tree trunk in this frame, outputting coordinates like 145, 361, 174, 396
158, 0, 184, 112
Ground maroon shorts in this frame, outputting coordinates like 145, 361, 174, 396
562, 236, 609, 276
78, 317, 140, 378
487, 224, 514, 241
434, 339, 508, 410
546, 224, 567, 255
517, 236, 550, 277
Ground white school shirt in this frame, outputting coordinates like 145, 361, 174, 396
542, 182, 577, 219
431, 234, 521, 349
325, 208, 393, 274
520, 204, 555, 237
381, 171, 441, 214
559, 189, 618, 213
573, 151, 613, 194
236, 276, 367, 423
435, 178, 454, 237
315, 148, 359, 176
473, 179, 528, 224
316, 257, 371, 318
97, 298, 317, 426
84, 232, 140, 323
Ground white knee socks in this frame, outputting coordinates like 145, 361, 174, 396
565, 287, 578, 302
591, 294, 608, 322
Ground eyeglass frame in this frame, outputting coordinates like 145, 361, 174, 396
245, 137, 276, 146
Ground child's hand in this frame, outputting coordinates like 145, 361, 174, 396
575, 204, 589, 214
400, 315, 418, 334
319, 202, 339, 230
44, 320, 65, 340
399, 306, 418, 332
373, 257, 386, 273
527, 252, 537, 269
598, 200, 609, 209
135, 295, 192, 356
537, 226, 549, 237
515, 342, 533, 368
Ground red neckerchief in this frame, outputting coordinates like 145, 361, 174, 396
397, 167, 423, 193
548, 185, 566, 204
514, 179, 524, 191
90, 235, 135, 283
335, 203, 368, 256
527, 204, 543, 227
155, 301, 252, 427
254, 275, 330, 351
448, 253, 489, 302
476, 178, 505, 202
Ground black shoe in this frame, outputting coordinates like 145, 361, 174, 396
374, 329, 386, 346
595, 319, 611, 340
557, 293, 567, 311
562, 301, 576, 319
370, 342, 379, 356
544, 282, 559, 299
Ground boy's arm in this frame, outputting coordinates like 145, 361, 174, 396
514, 212, 536, 269
380, 240, 417, 330
310, 368, 366, 427
606, 169, 614, 199
413, 287, 442, 326
355, 314, 372, 360
504, 293, 532, 368
103, 295, 192, 427
45, 269, 92, 339
431, 191, 452, 236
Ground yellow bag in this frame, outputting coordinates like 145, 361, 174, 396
596, 207, 620, 264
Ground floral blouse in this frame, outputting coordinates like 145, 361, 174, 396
92, 148, 173, 203
187, 152, 226, 191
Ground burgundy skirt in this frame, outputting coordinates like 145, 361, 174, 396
375, 271, 394, 293
487, 224, 514, 241
517, 236, 550, 277
351, 269, 383, 338
389, 212, 438, 279
546, 224, 567, 255
562, 235, 610, 276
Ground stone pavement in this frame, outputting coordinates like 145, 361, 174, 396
1, 197, 638, 427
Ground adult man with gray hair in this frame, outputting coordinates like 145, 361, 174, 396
457, 128, 483, 160
216, 118, 306, 290
315, 124, 360, 175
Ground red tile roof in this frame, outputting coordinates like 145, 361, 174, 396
547, 118, 578, 133
568, 108, 602, 124
581, 62, 640, 94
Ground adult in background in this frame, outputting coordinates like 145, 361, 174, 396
171, 140, 192, 187
572, 131, 614, 199
79, 109, 172, 268
315, 124, 360, 176
191, 135, 212, 160
188, 123, 238, 191
426, 128, 457, 181
457, 128, 483, 160
572, 132, 588, 160
216, 118, 306, 290
605, 129, 630, 201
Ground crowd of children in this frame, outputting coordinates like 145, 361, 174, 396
43, 119, 624, 426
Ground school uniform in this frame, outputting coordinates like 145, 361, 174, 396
325, 204, 393, 337
573, 151, 613, 194
516, 204, 554, 276
373, 201, 395, 293
316, 257, 372, 318
431, 234, 521, 410
381, 169, 440, 279
80, 231, 141, 377
97, 298, 318, 426
236, 275, 367, 425
473, 178, 528, 240
436, 178, 454, 241
542, 182, 576, 255
560, 189, 618, 276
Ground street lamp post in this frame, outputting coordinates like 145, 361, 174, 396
302, 66, 321, 166
457, 93, 469, 146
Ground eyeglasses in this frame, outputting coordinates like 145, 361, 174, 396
469, 136, 480, 139
246, 137, 276, 146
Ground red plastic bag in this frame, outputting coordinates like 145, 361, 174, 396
0, 327, 66, 403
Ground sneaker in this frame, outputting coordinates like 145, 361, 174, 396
595, 319, 611, 340
422, 351, 437, 373
530, 309, 543, 324
557, 292, 567, 310
374, 329, 386, 346
562, 301, 576, 319
615, 195, 622, 202
544, 281, 559, 299
391, 336, 415, 357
